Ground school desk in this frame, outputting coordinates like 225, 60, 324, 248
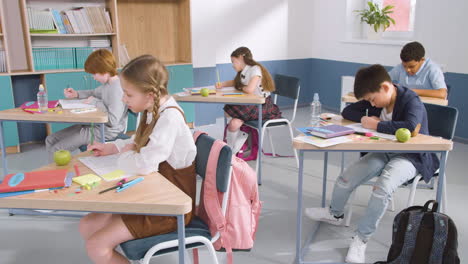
0, 152, 192, 264
0, 107, 108, 176
173, 90, 267, 184
342, 92, 449, 106
293, 116, 453, 264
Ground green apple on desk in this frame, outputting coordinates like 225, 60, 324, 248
54, 150, 72, 166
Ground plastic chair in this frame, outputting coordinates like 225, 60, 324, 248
244, 74, 300, 172
345, 103, 458, 226
119, 133, 233, 264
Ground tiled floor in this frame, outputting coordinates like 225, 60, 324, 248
0, 106, 465, 263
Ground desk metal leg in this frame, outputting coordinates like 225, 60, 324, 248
295, 150, 304, 264
322, 152, 328, 208
177, 214, 186, 264
0, 121, 7, 177
257, 104, 263, 185
99, 124, 105, 143
436, 151, 448, 212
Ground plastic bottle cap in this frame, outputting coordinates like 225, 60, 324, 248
39, 84, 45, 91
313, 93, 319, 101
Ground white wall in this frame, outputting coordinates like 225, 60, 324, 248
299, 0, 468, 74
191, 0, 289, 67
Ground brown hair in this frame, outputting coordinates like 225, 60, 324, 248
354, 64, 392, 99
120, 55, 169, 152
231, 47, 275, 92
84, 49, 118, 76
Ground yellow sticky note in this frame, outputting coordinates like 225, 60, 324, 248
72, 174, 101, 186
101, 170, 125, 181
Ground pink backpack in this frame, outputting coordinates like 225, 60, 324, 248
223, 124, 259, 161
193, 131, 262, 264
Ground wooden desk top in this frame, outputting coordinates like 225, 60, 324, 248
0, 108, 108, 123
173, 91, 266, 104
0, 153, 192, 215
293, 115, 453, 151
342, 92, 448, 106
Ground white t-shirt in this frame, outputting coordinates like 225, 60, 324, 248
240, 65, 269, 97
380, 108, 393, 121
112, 96, 197, 175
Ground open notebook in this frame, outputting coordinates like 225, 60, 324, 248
59, 99, 95, 109
79, 154, 135, 181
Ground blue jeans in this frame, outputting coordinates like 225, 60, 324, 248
330, 153, 417, 242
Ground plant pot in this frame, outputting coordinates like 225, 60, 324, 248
362, 24, 383, 40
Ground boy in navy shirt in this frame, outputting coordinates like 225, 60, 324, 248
305, 64, 439, 263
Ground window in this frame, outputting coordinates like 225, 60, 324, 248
344, 0, 417, 44
376, 0, 417, 39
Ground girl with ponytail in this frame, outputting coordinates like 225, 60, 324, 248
216, 47, 282, 152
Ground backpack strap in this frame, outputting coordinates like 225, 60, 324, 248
161, 106, 187, 123
198, 135, 234, 264
394, 211, 425, 263
428, 214, 449, 264
193, 131, 206, 142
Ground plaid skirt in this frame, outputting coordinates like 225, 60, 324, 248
224, 96, 282, 121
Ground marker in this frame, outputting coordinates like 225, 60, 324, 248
116, 177, 144, 193
354, 132, 374, 137
74, 164, 80, 176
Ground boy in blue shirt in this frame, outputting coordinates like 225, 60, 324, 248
389, 41, 447, 99
305, 64, 439, 263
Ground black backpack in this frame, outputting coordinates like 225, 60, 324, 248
375, 200, 459, 264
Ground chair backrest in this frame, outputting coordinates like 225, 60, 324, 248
195, 133, 232, 193
446, 84, 451, 99
424, 103, 458, 140
273, 74, 301, 123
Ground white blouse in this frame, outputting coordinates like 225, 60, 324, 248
240, 65, 269, 97
380, 108, 393, 121
112, 96, 196, 175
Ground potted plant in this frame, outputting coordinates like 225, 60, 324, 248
355, 1, 396, 40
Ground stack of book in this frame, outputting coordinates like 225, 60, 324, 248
89, 39, 111, 48
28, 6, 113, 34
32, 47, 94, 70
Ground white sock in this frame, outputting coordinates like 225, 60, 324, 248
226, 130, 239, 148
232, 132, 248, 154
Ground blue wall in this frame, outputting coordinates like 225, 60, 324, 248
193, 58, 468, 139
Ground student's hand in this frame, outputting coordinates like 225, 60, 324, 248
369, 116, 380, 121
215, 82, 223, 89
84, 96, 95, 104
64, 87, 78, 98
361, 116, 379, 130
87, 142, 118, 156
121, 143, 136, 152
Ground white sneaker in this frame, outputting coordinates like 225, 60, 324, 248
304, 207, 343, 226
345, 236, 367, 263
231, 132, 248, 154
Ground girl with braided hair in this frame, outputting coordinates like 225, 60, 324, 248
80, 54, 197, 264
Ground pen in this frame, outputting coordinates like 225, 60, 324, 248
116, 177, 144, 193
98, 179, 127, 194
366, 109, 368, 117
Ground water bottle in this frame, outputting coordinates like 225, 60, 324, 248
37, 84, 48, 113
310, 93, 321, 127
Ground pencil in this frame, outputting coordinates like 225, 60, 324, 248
216, 68, 221, 86
90, 123, 94, 153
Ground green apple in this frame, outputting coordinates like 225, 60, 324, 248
395, 128, 411, 143
54, 150, 72, 166
200, 88, 210, 97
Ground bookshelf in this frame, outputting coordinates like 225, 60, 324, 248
0, 0, 194, 153
0, 0, 10, 73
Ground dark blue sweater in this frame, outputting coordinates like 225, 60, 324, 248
342, 85, 439, 182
